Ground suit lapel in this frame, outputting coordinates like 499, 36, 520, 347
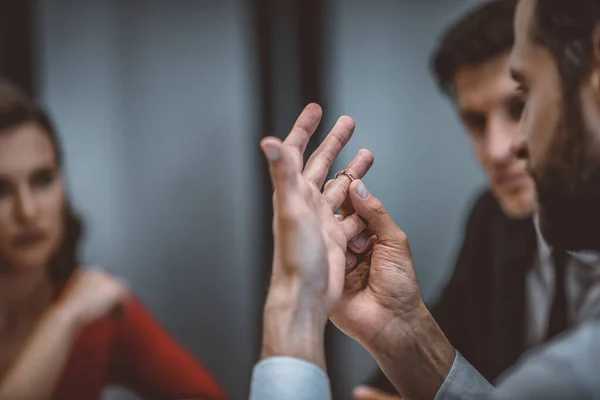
487, 214, 537, 380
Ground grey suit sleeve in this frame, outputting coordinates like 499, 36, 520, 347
249, 356, 332, 400
435, 320, 600, 400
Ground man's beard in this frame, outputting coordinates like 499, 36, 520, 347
534, 166, 600, 251
532, 93, 600, 251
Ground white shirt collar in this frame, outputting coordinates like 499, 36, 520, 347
533, 213, 600, 266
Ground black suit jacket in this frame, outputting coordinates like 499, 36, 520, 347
367, 190, 538, 393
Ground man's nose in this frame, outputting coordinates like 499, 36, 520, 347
511, 135, 529, 160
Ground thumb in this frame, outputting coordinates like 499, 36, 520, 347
260, 137, 299, 208
348, 180, 406, 245
353, 385, 402, 400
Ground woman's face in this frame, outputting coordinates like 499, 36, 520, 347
0, 123, 65, 273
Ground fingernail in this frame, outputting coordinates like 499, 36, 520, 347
345, 252, 355, 266
356, 181, 370, 199
352, 235, 366, 248
263, 144, 280, 161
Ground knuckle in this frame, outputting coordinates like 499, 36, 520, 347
319, 151, 335, 169
396, 229, 408, 244
323, 193, 337, 210
329, 130, 346, 149
277, 208, 304, 227
277, 209, 298, 224
300, 181, 312, 197
371, 200, 387, 216
386, 229, 409, 249
310, 150, 335, 171
348, 215, 361, 230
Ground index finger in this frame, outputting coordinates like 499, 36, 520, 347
283, 103, 323, 170
339, 213, 368, 241
302, 115, 355, 188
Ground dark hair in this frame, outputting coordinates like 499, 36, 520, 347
431, 0, 518, 96
533, 1, 600, 91
0, 80, 83, 283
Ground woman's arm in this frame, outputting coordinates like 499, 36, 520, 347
109, 299, 228, 400
0, 269, 128, 400
0, 306, 81, 400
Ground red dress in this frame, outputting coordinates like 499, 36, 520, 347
52, 297, 227, 399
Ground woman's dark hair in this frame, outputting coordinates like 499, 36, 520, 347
431, 0, 518, 97
0, 80, 83, 283
533, 1, 600, 93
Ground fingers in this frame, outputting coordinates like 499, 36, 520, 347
345, 252, 358, 273
323, 149, 374, 212
283, 103, 323, 170
261, 137, 300, 209
353, 386, 403, 400
348, 180, 407, 245
344, 257, 371, 290
338, 196, 356, 219
348, 234, 375, 254
339, 213, 367, 241
345, 250, 371, 274
303, 116, 355, 188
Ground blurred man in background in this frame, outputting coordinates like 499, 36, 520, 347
359, 1, 537, 397
356, 0, 600, 398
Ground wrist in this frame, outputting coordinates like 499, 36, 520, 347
368, 302, 455, 399
261, 282, 328, 370
49, 301, 87, 332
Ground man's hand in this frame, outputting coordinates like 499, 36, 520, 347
260, 103, 373, 370
331, 180, 455, 400
330, 179, 424, 348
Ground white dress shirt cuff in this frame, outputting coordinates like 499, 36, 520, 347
250, 356, 331, 400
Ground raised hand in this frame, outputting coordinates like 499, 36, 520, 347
331, 180, 455, 400
260, 103, 373, 370
329, 179, 422, 345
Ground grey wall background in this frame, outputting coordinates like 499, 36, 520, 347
36, 1, 260, 399
35, 0, 487, 399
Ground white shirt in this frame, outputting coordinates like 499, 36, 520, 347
526, 219, 600, 346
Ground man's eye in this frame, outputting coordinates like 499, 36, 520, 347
463, 115, 486, 138
0, 181, 9, 198
508, 98, 526, 121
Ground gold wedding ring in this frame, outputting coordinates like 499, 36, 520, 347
334, 170, 355, 182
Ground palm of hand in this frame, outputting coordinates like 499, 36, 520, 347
331, 223, 422, 347
272, 149, 354, 315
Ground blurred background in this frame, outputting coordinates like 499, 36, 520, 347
1, 0, 486, 398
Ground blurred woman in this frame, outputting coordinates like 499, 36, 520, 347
0, 81, 227, 400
